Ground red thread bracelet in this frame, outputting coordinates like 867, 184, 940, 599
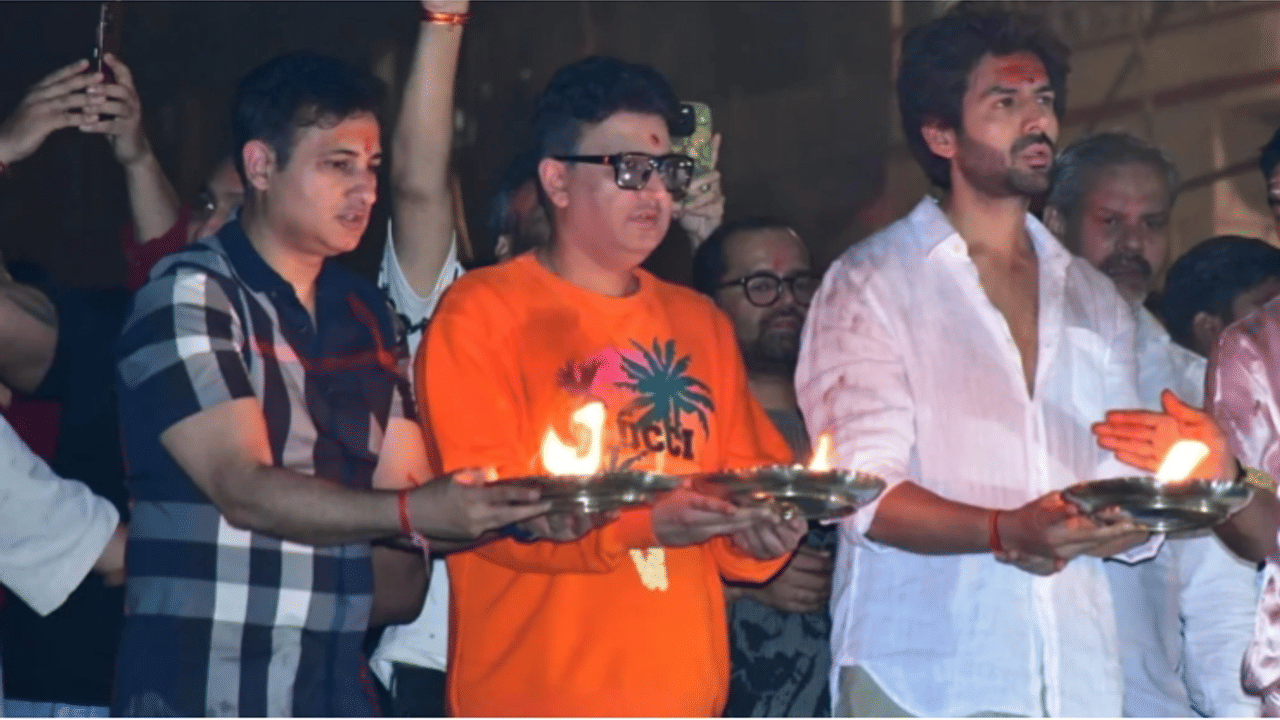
988, 510, 1005, 554
421, 8, 469, 25
397, 488, 431, 563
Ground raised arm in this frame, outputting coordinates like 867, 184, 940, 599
389, 0, 468, 297
80, 53, 181, 245
0, 59, 99, 169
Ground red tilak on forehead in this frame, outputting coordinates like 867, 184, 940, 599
648, 133, 662, 147
770, 251, 789, 272
994, 55, 1047, 86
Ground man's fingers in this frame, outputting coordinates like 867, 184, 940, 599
32, 59, 91, 91
29, 70, 100, 105
710, 132, 722, 168
103, 53, 137, 89
491, 500, 554, 527
477, 482, 542, 505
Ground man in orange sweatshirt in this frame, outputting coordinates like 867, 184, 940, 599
417, 56, 808, 716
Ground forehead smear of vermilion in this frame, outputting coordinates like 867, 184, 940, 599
992, 54, 1047, 86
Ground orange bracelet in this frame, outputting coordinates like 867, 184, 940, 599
422, 8, 470, 25
988, 509, 1005, 554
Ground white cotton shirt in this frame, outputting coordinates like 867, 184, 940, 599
796, 196, 1147, 717
370, 220, 465, 682
1106, 306, 1259, 718
0, 415, 119, 616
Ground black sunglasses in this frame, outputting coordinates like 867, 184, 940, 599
720, 272, 820, 308
553, 152, 695, 195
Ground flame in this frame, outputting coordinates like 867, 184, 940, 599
541, 402, 605, 476
1154, 439, 1211, 484
808, 433, 836, 472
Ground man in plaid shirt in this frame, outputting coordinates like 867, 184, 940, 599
112, 53, 548, 717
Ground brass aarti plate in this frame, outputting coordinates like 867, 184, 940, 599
497, 471, 682, 514
1062, 476, 1251, 532
694, 466, 886, 520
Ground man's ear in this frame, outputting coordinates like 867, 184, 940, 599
1042, 205, 1067, 240
538, 158, 571, 210
921, 119, 957, 161
1191, 311, 1225, 357
493, 234, 512, 262
242, 141, 276, 193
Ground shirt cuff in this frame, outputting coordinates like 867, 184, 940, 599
1108, 531, 1164, 564
843, 462, 910, 552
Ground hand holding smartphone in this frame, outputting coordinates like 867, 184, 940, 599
671, 101, 714, 178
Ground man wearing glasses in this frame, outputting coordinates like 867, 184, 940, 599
693, 218, 834, 717
417, 56, 806, 716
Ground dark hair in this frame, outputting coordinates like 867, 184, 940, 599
1261, 126, 1280, 184
231, 52, 383, 184
1047, 132, 1180, 248
897, 8, 1069, 189
1162, 235, 1280, 350
530, 56, 680, 162
487, 150, 540, 249
692, 217, 799, 297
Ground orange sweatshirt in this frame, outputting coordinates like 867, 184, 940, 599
417, 254, 794, 717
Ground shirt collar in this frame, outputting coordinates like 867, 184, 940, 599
216, 217, 343, 299
909, 194, 1072, 275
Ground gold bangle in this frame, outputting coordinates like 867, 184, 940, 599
422, 9, 470, 25
1239, 465, 1278, 494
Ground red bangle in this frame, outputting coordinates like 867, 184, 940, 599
421, 8, 469, 25
397, 488, 431, 558
988, 510, 1005, 554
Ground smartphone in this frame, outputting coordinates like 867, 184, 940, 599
93, 1, 122, 84
670, 101, 714, 178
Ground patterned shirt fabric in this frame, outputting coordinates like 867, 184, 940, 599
725, 408, 833, 718
1206, 295, 1280, 715
113, 219, 414, 717
796, 196, 1153, 717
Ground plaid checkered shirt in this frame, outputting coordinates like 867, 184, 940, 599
113, 219, 415, 717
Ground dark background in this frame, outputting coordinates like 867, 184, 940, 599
0, 1, 894, 287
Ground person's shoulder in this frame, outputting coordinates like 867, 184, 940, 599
646, 272, 720, 314
1221, 294, 1280, 356
432, 255, 537, 322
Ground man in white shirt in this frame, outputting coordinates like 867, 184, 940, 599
1043, 132, 1259, 717
797, 9, 1153, 716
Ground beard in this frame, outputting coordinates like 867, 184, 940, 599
1098, 251, 1153, 301
740, 308, 804, 377
955, 132, 1054, 198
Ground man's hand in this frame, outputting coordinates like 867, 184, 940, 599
674, 134, 723, 248
1093, 389, 1236, 481
80, 54, 152, 167
651, 487, 760, 547
731, 511, 808, 560
410, 468, 552, 540
735, 544, 832, 613
516, 509, 619, 542
998, 490, 1147, 564
0, 59, 99, 165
